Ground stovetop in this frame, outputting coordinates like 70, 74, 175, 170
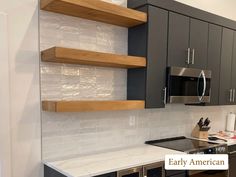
146, 136, 227, 154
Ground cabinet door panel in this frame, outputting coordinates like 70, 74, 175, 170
146, 6, 168, 108
207, 24, 222, 105
231, 31, 236, 104
219, 28, 234, 105
44, 166, 66, 177
95, 173, 117, 177
229, 153, 236, 177
168, 12, 190, 67
168, 174, 186, 177
189, 18, 208, 69
146, 167, 162, 177
165, 170, 186, 177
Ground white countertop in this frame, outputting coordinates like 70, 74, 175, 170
210, 138, 236, 146
206, 131, 236, 146
225, 139, 236, 146
190, 134, 236, 146
44, 145, 184, 177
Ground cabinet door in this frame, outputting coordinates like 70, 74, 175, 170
144, 163, 163, 177
118, 167, 142, 177
168, 12, 190, 67
167, 174, 186, 177
44, 165, 66, 177
219, 28, 234, 105
229, 153, 236, 177
146, 6, 168, 108
95, 172, 117, 177
231, 31, 236, 104
206, 24, 222, 105
165, 171, 186, 177
189, 18, 209, 69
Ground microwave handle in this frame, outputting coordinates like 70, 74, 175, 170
202, 71, 206, 98
198, 70, 206, 102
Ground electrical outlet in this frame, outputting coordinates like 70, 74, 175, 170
129, 116, 136, 127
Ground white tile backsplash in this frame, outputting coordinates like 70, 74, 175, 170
41, 104, 236, 160
40, 0, 236, 161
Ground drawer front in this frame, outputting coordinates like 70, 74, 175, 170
95, 172, 117, 177
229, 153, 236, 177
165, 171, 186, 177
169, 174, 186, 177
228, 144, 236, 153
144, 162, 164, 177
117, 167, 143, 177
44, 165, 66, 177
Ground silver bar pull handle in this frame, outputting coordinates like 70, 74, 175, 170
163, 87, 167, 105
230, 89, 233, 102
186, 48, 191, 64
233, 89, 235, 102
192, 48, 195, 65
229, 151, 236, 155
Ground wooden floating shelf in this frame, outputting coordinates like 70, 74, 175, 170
42, 100, 145, 112
41, 47, 146, 68
40, 0, 147, 27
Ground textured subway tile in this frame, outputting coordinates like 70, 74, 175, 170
42, 105, 236, 160
40, 10, 128, 54
102, 0, 127, 6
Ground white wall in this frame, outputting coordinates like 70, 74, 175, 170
175, 0, 236, 21
0, 12, 11, 177
0, 0, 41, 177
2, 0, 236, 176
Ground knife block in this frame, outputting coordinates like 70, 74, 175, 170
191, 125, 209, 139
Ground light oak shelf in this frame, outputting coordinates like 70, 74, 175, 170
42, 100, 145, 112
41, 47, 146, 68
40, 0, 147, 27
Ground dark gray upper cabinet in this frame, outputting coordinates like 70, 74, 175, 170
219, 28, 234, 105
146, 6, 168, 108
168, 12, 209, 69
128, 6, 168, 108
168, 12, 189, 67
189, 19, 208, 69
127, 1, 236, 108
206, 24, 222, 105
231, 31, 236, 104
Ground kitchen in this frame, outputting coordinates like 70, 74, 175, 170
1, 0, 236, 177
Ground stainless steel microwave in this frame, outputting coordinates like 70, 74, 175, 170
167, 67, 212, 104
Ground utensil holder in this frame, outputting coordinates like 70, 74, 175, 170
191, 125, 209, 139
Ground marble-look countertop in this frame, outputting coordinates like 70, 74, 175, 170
44, 145, 184, 177
226, 139, 236, 146
191, 135, 236, 146
209, 138, 236, 146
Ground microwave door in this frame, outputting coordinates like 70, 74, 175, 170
168, 75, 200, 104
168, 67, 211, 104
